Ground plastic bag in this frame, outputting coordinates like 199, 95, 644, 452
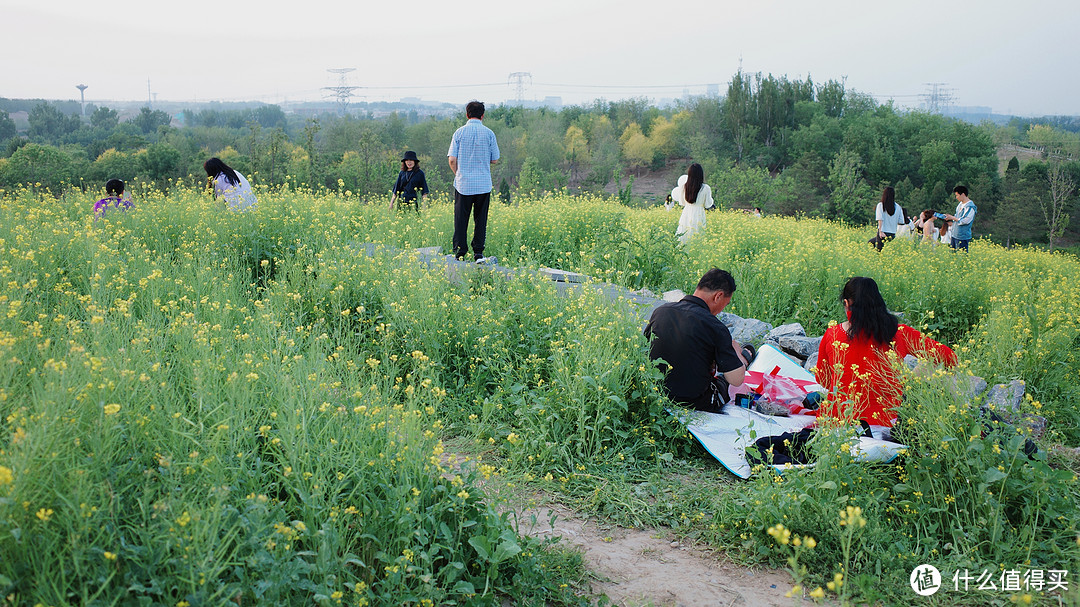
761, 373, 807, 406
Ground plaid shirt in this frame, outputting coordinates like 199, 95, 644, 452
448, 119, 499, 195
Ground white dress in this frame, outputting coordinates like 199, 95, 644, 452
672, 175, 714, 244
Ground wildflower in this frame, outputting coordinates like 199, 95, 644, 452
176, 511, 191, 527
839, 505, 866, 528
103, 403, 121, 415
809, 586, 825, 599
103, 551, 117, 561
36, 508, 55, 522
0, 465, 13, 485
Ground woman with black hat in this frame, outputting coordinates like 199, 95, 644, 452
389, 151, 429, 213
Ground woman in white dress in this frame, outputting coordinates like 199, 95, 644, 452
672, 163, 714, 244
204, 157, 258, 211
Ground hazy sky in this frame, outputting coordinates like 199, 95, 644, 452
3, 0, 1078, 116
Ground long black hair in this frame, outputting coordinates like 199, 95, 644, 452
204, 157, 240, 187
684, 163, 704, 204
842, 276, 898, 345
880, 186, 896, 216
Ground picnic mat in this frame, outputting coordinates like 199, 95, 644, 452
685, 344, 907, 478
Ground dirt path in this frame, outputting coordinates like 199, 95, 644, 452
513, 503, 798, 607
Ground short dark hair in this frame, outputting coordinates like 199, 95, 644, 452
697, 268, 736, 296
466, 101, 485, 119
105, 178, 124, 197
953, 185, 968, 196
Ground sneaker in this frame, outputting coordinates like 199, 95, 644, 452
475, 256, 497, 265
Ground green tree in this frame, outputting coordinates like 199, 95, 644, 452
822, 149, 873, 224
816, 79, 846, 118
90, 148, 140, 183
264, 128, 289, 187
723, 70, 755, 162
993, 180, 1045, 247
0, 110, 16, 143
140, 142, 183, 183
919, 140, 957, 193
302, 118, 322, 189
28, 103, 80, 142
0, 143, 74, 190
1042, 164, 1075, 252
131, 107, 172, 134
90, 106, 119, 130
563, 125, 587, 185
619, 123, 653, 172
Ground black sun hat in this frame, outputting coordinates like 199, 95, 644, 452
402, 151, 419, 162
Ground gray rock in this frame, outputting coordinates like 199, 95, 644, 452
730, 318, 773, 345
662, 289, 686, 302
766, 323, 806, 341
778, 335, 821, 359
717, 312, 743, 329
803, 351, 819, 372
985, 379, 1026, 413
950, 375, 989, 401
1018, 415, 1048, 441
903, 354, 918, 370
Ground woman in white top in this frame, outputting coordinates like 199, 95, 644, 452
870, 186, 904, 251
672, 163, 714, 245
204, 157, 257, 211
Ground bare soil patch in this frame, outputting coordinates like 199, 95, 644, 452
514, 502, 798, 607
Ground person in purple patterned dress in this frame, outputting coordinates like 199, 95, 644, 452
93, 179, 133, 219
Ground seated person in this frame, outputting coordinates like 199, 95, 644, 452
93, 179, 133, 219
644, 268, 748, 412
814, 277, 956, 430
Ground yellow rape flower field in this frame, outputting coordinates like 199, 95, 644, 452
1, 184, 1079, 606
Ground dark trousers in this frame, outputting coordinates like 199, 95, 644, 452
453, 189, 490, 259
869, 232, 894, 252
680, 375, 731, 414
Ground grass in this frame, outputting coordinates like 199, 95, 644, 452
1, 184, 1079, 606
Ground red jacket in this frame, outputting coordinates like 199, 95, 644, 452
814, 323, 957, 427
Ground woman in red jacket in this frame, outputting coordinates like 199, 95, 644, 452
815, 277, 957, 429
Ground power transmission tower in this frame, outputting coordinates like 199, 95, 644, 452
507, 72, 532, 105
324, 68, 359, 115
76, 84, 88, 116
921, 82, 954, 114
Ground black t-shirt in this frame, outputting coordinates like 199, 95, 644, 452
644, 295, 742, 402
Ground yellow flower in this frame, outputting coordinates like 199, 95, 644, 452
809, 586, 825, 599
0, 465, 13, 485
103, 403, 121, 415
36, 508, 55, 522
103, 551, 117, 561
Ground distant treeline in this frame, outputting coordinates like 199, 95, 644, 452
1, 72, 1078, 248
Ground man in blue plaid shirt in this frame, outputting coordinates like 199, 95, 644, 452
448, 101, 500, 261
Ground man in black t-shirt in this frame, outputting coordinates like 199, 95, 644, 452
644, 268, 748, 412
